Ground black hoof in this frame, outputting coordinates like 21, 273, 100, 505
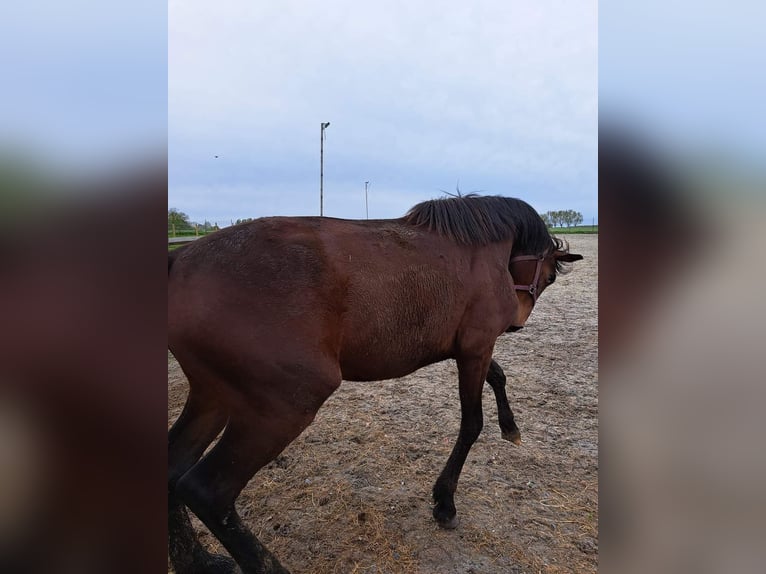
501, 427, 522, 445
433, 505, 459, 530
436, 513, 460, 529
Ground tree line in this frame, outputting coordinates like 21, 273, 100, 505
168, 208, 255, 233
540, 210, 584, 228
168, 208, 225, 233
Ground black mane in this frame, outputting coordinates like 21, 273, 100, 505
403, 194, 558, 257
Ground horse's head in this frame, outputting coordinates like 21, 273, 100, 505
506, 242, 583, 331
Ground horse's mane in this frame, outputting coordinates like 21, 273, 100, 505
403, 194, 559, 257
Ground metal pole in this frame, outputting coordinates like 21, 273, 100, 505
320, 125, 324, 216
365, 181, 369, 219
320, 122, 330, 216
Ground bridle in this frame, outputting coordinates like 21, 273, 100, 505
509, 254, 546, 304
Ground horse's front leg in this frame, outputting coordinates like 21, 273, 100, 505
485, 359, 522, 445
432, 353, 491, 529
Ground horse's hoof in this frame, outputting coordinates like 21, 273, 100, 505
432, 503, 459, 529
437, 514, 460, 530
502, 428, 522, 445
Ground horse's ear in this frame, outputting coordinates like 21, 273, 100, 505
556, 252, 583, 262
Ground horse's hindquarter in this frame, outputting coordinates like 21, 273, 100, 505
168, 218, 348, 390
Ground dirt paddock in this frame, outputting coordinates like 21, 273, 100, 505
168, 234, 598, 574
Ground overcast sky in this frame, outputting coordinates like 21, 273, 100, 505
169, 1, 598, 225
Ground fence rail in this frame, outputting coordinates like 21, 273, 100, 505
168, 236, 203, 245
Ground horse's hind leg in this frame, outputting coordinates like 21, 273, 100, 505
176, 372, 340, 574
169, 499, 237, 574
169, 386, 229, 489
169, 387, 233, 574
485, 359, 522, 445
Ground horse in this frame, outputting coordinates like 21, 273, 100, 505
168, 194, 583, 574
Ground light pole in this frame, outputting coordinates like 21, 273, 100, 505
364, 181, 369, 219
320, 122, 330, 216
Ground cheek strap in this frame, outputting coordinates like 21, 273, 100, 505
509, 255, 545, 303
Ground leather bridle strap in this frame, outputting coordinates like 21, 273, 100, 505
509, 254, 545, 303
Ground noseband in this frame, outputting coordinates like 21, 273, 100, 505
510, 254, 545, 304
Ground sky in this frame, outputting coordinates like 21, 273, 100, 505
169, 1, 598, 226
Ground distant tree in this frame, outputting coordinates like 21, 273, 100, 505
543, 209, 583, 228
544, 211, 553, 227
544, 210, 555, 228
191, 220, 216, 232
168, 208, 193, 232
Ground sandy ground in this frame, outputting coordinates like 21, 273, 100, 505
168, 234, 598, 574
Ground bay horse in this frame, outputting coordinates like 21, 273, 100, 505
168, 194, 582, 574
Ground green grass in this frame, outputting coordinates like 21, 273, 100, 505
549, 225, 598, 234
